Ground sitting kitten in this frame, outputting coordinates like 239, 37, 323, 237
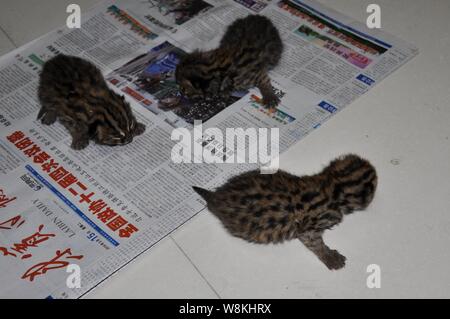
37, 54, 145, 150
176, 14, 283, 108
193, 154, 377, 270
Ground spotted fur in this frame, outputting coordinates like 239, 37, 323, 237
175, 14, 283, 108
37, 54, 145, 150
193, 154, 378, 270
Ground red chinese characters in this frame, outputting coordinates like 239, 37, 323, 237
22, 248, 84, 282
0, 215, 25, 230
0, 215, 84, 282
0, 224, 55, 259
0, 188, 17, 208
6, 131, 139, 239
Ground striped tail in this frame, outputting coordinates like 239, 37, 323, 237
192, 186, 213, 202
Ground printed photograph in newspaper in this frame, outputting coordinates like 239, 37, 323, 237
106, 41, 247, 128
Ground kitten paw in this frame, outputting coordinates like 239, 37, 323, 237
262, 94, 280, 110
40, 112, 57, 125
134, 123, 146, 136
71, 138, 89, 150
321, 250, 346, 270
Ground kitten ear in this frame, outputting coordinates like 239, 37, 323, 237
93, 124, 104, 141
181, 79, 196, 92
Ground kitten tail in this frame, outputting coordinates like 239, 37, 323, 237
192, 186, 212, 201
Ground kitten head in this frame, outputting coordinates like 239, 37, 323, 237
175, 51, 213, 100
325, 154, 378, 212
93, 93, 146, 146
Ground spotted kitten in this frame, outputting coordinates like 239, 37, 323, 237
175, 14, 283, 108
38, 54, 145, 150
193, 154, 377, 270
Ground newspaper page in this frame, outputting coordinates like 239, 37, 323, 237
0, 0, 418, 298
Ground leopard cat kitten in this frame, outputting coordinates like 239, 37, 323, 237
193, 154, 377, 270
37, 54, 145, 150
175, 14, 283, 108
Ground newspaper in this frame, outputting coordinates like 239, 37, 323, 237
0, 0, 417, 298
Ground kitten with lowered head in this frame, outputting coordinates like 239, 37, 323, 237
37, 54, 145, 150
193, 154, 377, 270
175, 14, 283, 108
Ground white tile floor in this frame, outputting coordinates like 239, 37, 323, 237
0, 28, 15, 56
1, 0, 449, 298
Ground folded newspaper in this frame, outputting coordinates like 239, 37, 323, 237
0, 0, 417, 298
